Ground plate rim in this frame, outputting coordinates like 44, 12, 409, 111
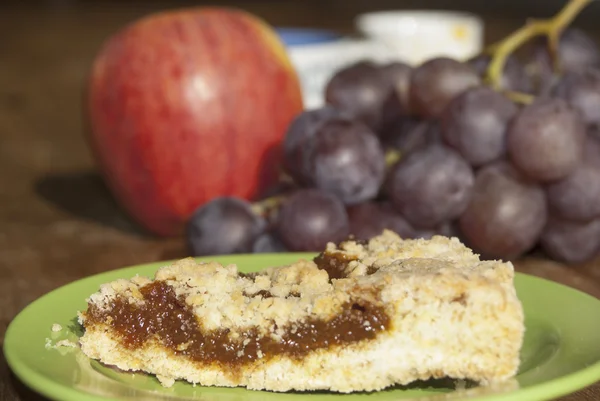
6, 253, 600, 401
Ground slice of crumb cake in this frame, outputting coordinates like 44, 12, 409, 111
78, 230, 524, 393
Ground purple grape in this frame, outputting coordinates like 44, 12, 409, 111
546, 137, 600, 222
304, 119, 385, 204
507, 98, 586, 182
381, 116, 422, 148
276, 189, 349, 251
529, 28, 600, 86
388, 144, 474, 228
458, 162, 547, 260
441, 86, 518, 167
325, 61, 400, 133
384, 118, 440, 156
553, 68, 600, 128
282, 106, 351, 184
540, 217, 600, 264
411, 221, 461, 240
557, 28, 600, 71
410, 227, 437, 240
409, 57, 481, 119
443, 221, 462, 238
252, 232, 288, 253
380, 61, 413, 111
590, 126, 600, 141
347, 202, 414, 241
258, 180, 298, 198
186, 197, 266, 256
468, 53, 532, 93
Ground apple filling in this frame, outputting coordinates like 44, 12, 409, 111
83, 279, 390, 366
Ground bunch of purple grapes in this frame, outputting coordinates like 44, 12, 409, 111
187, 27, 600, 264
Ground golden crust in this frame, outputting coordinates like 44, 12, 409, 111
79, 230, 525, 392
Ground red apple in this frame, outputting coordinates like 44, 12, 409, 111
87, 7, 304, 237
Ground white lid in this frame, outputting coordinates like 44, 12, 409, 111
356, 10, 484, 65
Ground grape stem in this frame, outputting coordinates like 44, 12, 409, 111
504, 90, 535, 105
277, 169, 295, 184
385, 149, 402, 166
251, 196, 285, 216
485, 0, 592, 90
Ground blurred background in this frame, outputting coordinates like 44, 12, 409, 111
3, 0, 600, 37
3, 0, 600, 314
2, 1, 600, 276
4, 0, 600, 18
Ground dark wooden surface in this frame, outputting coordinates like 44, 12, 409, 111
2, 1, 600, 400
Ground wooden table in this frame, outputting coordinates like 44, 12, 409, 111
1, 1, 600, 399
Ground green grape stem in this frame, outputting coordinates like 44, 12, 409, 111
251, 195, 285, 216
505, 90, 535, 105
485, 0, 592, 90
385, 149, 402, 167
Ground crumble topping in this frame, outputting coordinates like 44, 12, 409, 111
78, 230, 524, 391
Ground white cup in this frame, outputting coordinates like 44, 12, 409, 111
356, 10, 484, 65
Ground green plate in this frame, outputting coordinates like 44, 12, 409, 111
5, 253, 600, 401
